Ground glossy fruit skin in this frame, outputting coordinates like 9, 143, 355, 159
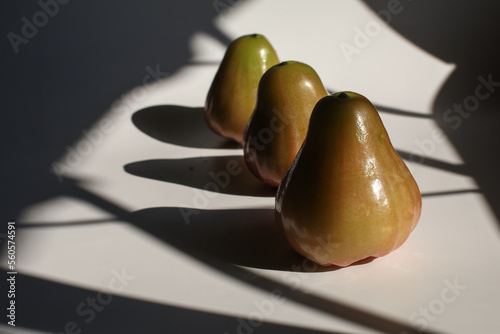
243, 61, 328, 187
205, 34, 279, 144
275, 92, 422, 267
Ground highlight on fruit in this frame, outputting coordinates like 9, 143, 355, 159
275, 91, 422, 267
203, 34, 421, 268
205, 33, 279, 144
243, 60, 329, 187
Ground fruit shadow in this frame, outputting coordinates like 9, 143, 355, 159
362, 0, 500, 230
15, 272, 341, 334
124, 155, 276, 197
129, 206, 349, 272
132, 105, 240, 149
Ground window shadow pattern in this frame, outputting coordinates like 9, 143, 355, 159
362, 0, 500, 228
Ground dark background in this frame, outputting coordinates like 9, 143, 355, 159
1, 1, 234, 228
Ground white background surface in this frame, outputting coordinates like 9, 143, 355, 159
2, 1, 500, 333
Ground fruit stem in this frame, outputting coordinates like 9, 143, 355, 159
338, 92, 348, 99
